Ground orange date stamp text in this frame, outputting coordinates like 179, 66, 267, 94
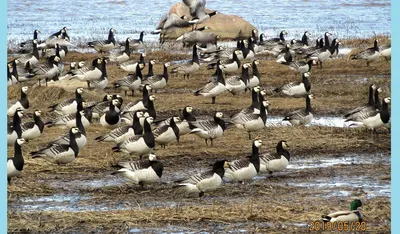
309, 221, 367, 232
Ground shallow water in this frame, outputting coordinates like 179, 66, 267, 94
266, 116, 352, 128
7, 0, 390, 50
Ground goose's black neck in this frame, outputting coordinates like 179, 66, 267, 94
324, 33, 330, 49
277, 142, 290, 161
136, 62, 143, 80
75, 111, 86, 136
192, 45, 199, 65
143, 119, 155, 148
132, 113, 143, 135
108, 30, 116, 45
139, 31, 144, 42
150, 161, 163, 177
213, 160, 226, 178
368, 85, 375, 106
13, 112, 22, 138
302, 33, 309, 46
13, 141, 24, 171
147, 99, 156, 119
142, 86, 150, 107
240, 66, 249, 83
216, 65, 225, 85
34, 113, 45, 133
124, 38, 131, 56
305, 96, 312, 113
163, 64, 169, 82
260, 102, 268, 123
302, 75, 311, 92
32, 40, 39, 60
75, 90, 83, 104
250, 144, 260, 173
20, 89, 29, 109
233, 50, 241, 68
69, 129, 79, 156
252, 61, 260, 77
147, 62, 154, 77
374, 89, 382, 110
214, 116, 226, 130
250, 89, 259, 108
279, 31, 286, 41
170, 118, 180, 141
33, 30, 39, 40
380, 99, 390, 123
183, 109, 196, 121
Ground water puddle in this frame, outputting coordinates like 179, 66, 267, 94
266, 116, 352, 128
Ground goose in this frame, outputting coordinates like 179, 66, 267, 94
109, 37, 131, 63
100, 99, 122, 129
189, 112, 226, 146
88, 94, 121, 119
233, 86, 261, 117
7, 138, 27, 184
70, 58, 103, 83
142, 60, 155, 81
135, 94, 157, 119
95, 111, 144, 144
174, 159, 229, 197
88, 28, 117, 53
142, 62, 170, 92
45, 27, 70, 46
283, 94, 314, 126
7, 60, 20, 86
112, 117, 155, 159
153, 116, 180, 148
330, 39, 342, 58
260, 30, 287, 47
281, 59, 314, 75
88, 57, 109, 90
130, 31, 146, 51
171, 45, 200, 79
184, 0, 218, 27
230, 101, 268, 140
27, 55, 61, 86
8, 86, 29, 116
18, 29, 41, 53
322, 199, 363, 223
176, 27, 219, 48
8, 109, 24, 146
114, 63, 144, 96
351, 39, 380, 66
224, 139, 262, 182
295, 38, 324, 58
15, 39, 40, 67
119, 53, 146, 73
275, 43, 293, 63
225, 63, 250, 95
21, 110, 45, 141
247, 60, 260, 90
344, 84, 377, 121
306, 38, 338, 68
219, 50, 242, 74
259, 140, 290, 175
379, 43, 391, 62
292, 31, 311, 49
112, 153, 163, 189
48, 87, 84, 115
153, 13, 190, 34
42, 43, 68, 60
194, 62, 226, 104
45, 102, 90, 129
153, 106, 196, 136
357, 97, 391, 133
121, 84, 152, 112
58, 61, 86, 80
46, 108, 87, 150
273, 72, 311, 98
30, 127, 81, 165
241, 38, 256, 60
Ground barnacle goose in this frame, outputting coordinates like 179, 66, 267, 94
114, 62, 144, 96
194, 63, 226, 104
30, 127, 81, 165
273, 72, 311, 98
100, 99, 122, 129
8, 109, 24, 146
8, 138, 27, 184
8, 86, 29, 116
225, 63, 250, 95
119, 52, 146, 73
21, 110, 45, 141
189, 112, 226, 146
88, 28, 117, 53
45, 101, 90, 129
142, 62, 170, 92
351, 39, 380, 66
48, 87, 84, 115
282, 94, 314, 126
259, 140, 291, 175
174, 159, 229, 197
224, 139, 262, 183
112, 153, 163, 189
171, 45, 200, 79
153, 116, 180, 148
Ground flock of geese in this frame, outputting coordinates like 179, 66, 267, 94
7, 0, 391, 223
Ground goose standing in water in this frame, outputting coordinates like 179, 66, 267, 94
112, 153, 163, 189
88, 28, 117, 53
260, 140, 291, 176
8, 138, 27, 185
174, 159, 230, 197
283, 94, 314, 126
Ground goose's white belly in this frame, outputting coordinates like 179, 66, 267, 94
260, 156, 289, 173
22, 125, 41, 140
7, 160, 21, 178
155, 128, 177, 145
119, 167, 160, 184
225, 164, 257, 181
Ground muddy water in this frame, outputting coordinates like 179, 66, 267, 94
8, 153, 390, 214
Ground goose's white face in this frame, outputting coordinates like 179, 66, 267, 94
304, 72, 310, 77
71, 127, 80, 134
223, 161, 230, 168
282, 141, 289, 148
377, 87, 383, 93
308, 94, 314, 99
150, 60, 156, 65
260, 89, 267, 96
22, 86, 29, 93
105, 94, 113, 101
78, 61, 85, 67
54, 56, 60, 62
149, 153, 157, 161
79, 110, 85, 116
136, 111, 144, 118
146, 117, 154, 124
139, 63, 145, 69
77, 87, 84, 94
143, 111, 150, 118
82, 102, 88, 108
34, 110, 42, 116
215, 112, 223, 118
164, 62, 170, 67
286, 43, 291, 48
35, 29, 41, 34
262, 101, 269, 107
306, 31, 311, 37
218, 65, 224, 70
186, 106, 193, 113
173, 116, 181, 122
111, 28, 116, 33
291, 39, 296, 44
235, 50, 243, 55
384, 97, 391, 103
112, 99, 120, 106
243, 64, 249, 69
126, 37, 131, 42
70, 62, 76, 68
253, 86, 261, 93
7, 63, 12, 69
17, 138, 26, 145
17, 110, 24, 118
142, 53, 147, 57
326, 32, 332, 36
254, 139, 263, 148
371, 84, 377, 90
282, 30, 287, 35
33, 39, 38, 44
149, 95, 156, 101
254, 60, 259, 65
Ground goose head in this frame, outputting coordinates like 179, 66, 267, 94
16, 138, 27, 146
